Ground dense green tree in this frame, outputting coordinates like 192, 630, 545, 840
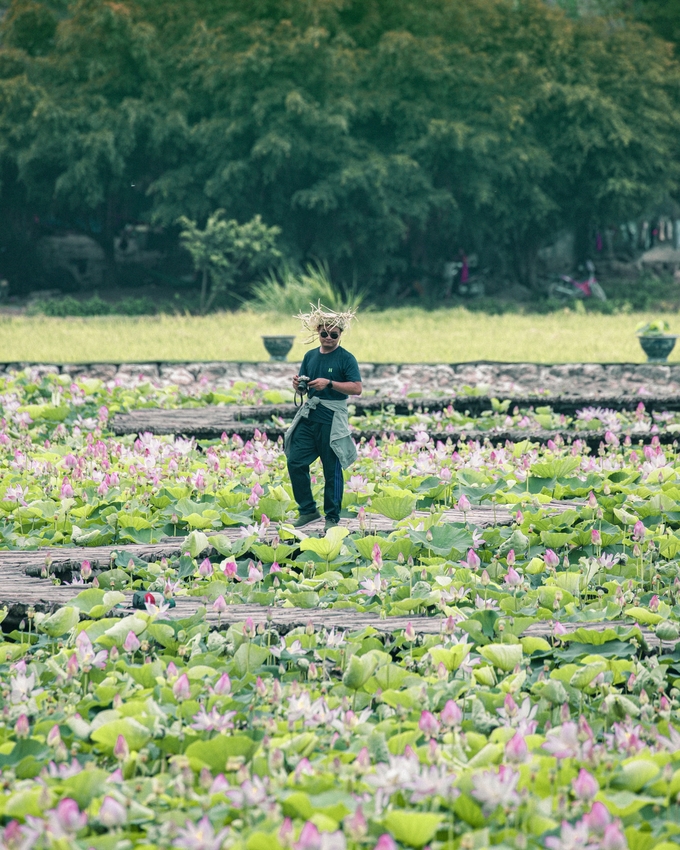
1, 0, 680, 298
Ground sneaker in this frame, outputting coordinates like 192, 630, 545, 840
293, 510, 321, 528
324, 519, 340, 532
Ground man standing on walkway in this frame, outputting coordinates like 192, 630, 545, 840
284, 305, 362, 532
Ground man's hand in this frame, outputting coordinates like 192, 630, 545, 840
307, 377, 332, 391
292, 374, 300, 391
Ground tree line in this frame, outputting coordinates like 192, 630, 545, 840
1, 0, 680, 302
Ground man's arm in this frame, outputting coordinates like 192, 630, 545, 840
307, 378, 362, 395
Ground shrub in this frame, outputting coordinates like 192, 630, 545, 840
248, 263, 364, 314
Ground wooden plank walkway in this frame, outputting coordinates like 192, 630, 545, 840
0, 502, 576, 579
1, 580, 674, 652
112, 394, 680, 437
111, 408, 677, 447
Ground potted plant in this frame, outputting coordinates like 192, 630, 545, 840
636, 319, 677, 362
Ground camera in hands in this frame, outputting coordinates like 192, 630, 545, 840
297, 375, 310, 395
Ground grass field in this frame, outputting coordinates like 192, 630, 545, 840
0, 308, 677, 363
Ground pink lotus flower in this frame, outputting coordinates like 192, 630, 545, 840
504, 566, 522, 587
221, 559, 237, 579
506, 549, 516, 566
359, 573, 383, 597
572, 768, 599, 801
418, 710, 440, 738
633, 520, 645, 541
440, 700, 463, 727
98, 796, 127, 827
591, 528, 602, 546
60, 477, 74, 499
47, 798, 87, 837
372, 543, 383, 568
173, 673, 191, 702
458, 495, 471, 511
244, 562, 263, 585
172, 815, 230, 849
404, 621, 416, 641
471, 764, 520, 814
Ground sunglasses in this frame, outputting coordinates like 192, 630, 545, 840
319, 330, 340, 339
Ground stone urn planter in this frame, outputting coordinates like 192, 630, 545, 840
261, 335, 295, 361
636, 320, 677, 363
637, 334, 677, 363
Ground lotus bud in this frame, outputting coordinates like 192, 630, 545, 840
466, 549, 480, 570
544, 549, 559, 569
113, 734, 129, 761
418, 710, 440, 738
633, 520, 645, 541
296, 822, 321, 850
98, 796, 127, 827
602, 823, 627, 850
212, 595, 227, 615
172, 673, 191, 702
243, 617, 256, 639
345, 805, 368, 841
123, 631, 141, 653
505, 732, 528, 763
278, 818, 294, 849
443, 615, 457, 634
198, 558, 213, 577
591, 528, 602, 546
572, 768, 599, 801
584, 801, 612, 835
458, 495, 471, 512
506, 549, 516, 566
588, 491, 597, 509
560, 702, 571, 723
649, 594, 659, 613
47, 725, 61, 747
481, 569, 490, 586
404, 621, 416, 642
440, 699, 463, 727
214, 673, 231, 695
437, 661, 448, 680
374, 836, 398, 850
80, 560, 92, 580
14, 714, 29, 738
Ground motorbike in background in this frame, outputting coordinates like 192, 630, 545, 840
548, 260, 607, 302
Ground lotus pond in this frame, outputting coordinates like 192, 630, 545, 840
0, 370, 679, 850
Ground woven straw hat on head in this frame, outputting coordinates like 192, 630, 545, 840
295, 301, 357, 344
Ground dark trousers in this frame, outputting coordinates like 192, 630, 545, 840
287, 418, 344, 522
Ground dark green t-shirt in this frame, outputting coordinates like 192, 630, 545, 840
300, 346, 362, 423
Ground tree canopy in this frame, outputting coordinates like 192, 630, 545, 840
1, 0, 680, 298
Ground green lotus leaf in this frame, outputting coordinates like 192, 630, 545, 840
479, 643, 523, 672
428, 643, 470, 671
300, 526, 349, 561
185, 735, 258, 772
383, 811, 443, 848
91, 717, 151, 753
342, 652, 380, 691
39, 605, 80, 637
